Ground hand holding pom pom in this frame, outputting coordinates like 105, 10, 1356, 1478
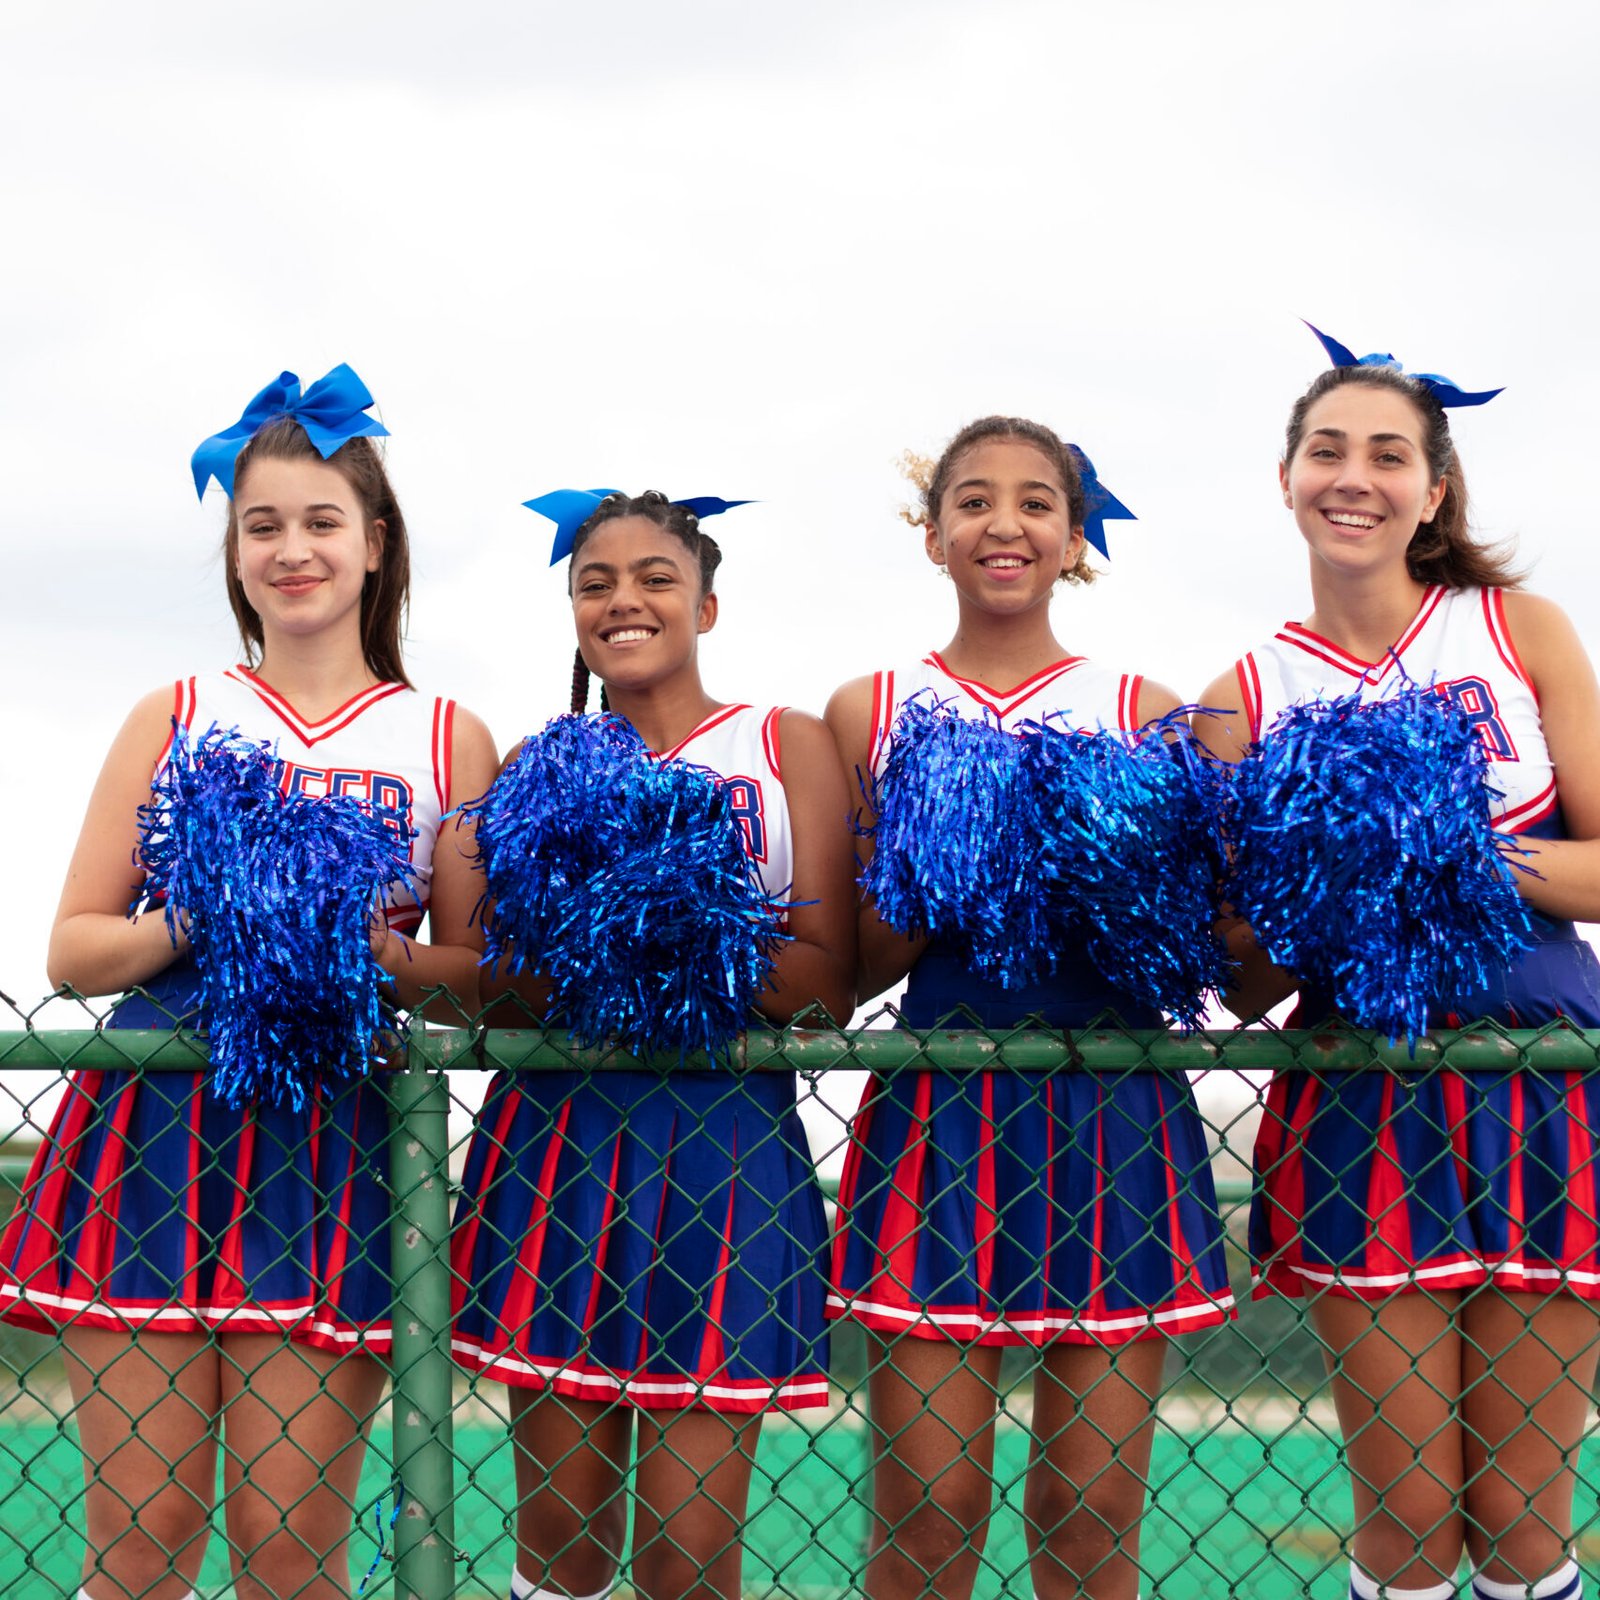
1225, 683, 1534, 1046
134, 724, 420, 1109
462, 714, 788, 1060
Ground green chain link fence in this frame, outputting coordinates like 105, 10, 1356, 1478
1, 1001, 1597, 1598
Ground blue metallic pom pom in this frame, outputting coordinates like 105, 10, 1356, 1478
134, 724, 419, 1109
864, 694, 1227, 1020
1226, 685, 1533, 1045
1026, 710, 1231, 1030
463, 713, 787, 1059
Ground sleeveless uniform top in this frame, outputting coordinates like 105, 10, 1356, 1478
655, 702, 792, 897
1230, 585, 1599, 1026
870, 651, 1160, 1028
1232, 584, 1555, 837
116, 665, 458, 1026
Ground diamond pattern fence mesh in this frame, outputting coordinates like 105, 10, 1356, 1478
0, 993, 1596, 1599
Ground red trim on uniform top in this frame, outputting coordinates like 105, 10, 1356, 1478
1485, 589, 1538, 700
1372, 586, 1446, 684
1276, 627, 1368, 681
655, 704, 751, 761
1235, 657, 1263, 743
1120, 674, 1144, 732
432, 697, 454, 813
821, 1286, 1234, 1343
157, 678, 198, 768
926, 651, 1086, 719
1498, 780, 1559, 834
867, 671, 894, 776
227, 665, 409, 748
761, 707, 785, 780
446, 1337, 831, 1412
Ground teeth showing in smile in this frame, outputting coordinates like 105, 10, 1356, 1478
1326, 512, 1380, 529
605, 628, 656, 644
981, 556, 1027, 568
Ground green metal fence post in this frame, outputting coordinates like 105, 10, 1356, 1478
386, 1054, 457, 1600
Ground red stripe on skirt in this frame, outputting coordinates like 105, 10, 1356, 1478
975, 1075, 997, 1302
501, 1096, 574, 1343
182, 1076, 204, 1302
321, 1092, 360, 1318
1086, 1083, 1108, 1306
1158, 1105, 1190, 1299
213, 1111, 259, 1309
828, 1078, 879, 1297
450, 1082, 524, 1315
636, 1113, 681, 1370
1563, 1074, 1600, 1272
1506, 1073, 1528, 1263
1367, 1077, 1412, 1279
695, 1135, 739, 1381
72, 1074, 141, 1305
880, 1075, 933, 1299
580, 1128, 628, 1335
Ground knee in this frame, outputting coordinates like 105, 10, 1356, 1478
633, 1540, 733, 1600
88, 1496, 209, 1590
875, 1477, 993, 1571
228, 1498, 344, 1588
1467, 1481, 1572, 1582
1025, 1471, 1146, 1574
522, 1496, 627, 1592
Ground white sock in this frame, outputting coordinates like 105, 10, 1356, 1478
1474, 1558, 1583, 1600
510, 1575, 615, 1600
1350, 1567, 1457, 1600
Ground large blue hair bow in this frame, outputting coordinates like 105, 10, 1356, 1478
1305, 323, 1503, 408
527, 489, 753, 565
191, 364, 390, 500
1066, 446, 1135, 560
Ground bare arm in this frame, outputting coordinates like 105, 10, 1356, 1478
374, 704, 500, 1020
1496, 591, 1600, 920
48, 687, 192, 996
756, 710, 857, 1026
824, 675, 929, 1004
1192, 669, 1300, 1022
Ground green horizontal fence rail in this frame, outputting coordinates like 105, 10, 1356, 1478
2, 1018, 1599, 1599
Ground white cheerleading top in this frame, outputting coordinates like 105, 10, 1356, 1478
868, 650, 1146, 778
163, 666, 459, 933
1230, 585, 1556, 835
652, 703, 793, 896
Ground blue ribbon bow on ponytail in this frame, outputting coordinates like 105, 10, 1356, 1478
1067, 446, 1136, 561
527, 489, 753, 565
1305, 322, 1503, 408
191, 363, 390, 500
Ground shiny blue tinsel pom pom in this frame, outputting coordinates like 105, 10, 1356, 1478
864, 693, 1227, 1020
1026, 709, 1231, 1030
464, 713, 787, 1059
1226, 684, 1533, 1045
134, 723, 419, 1109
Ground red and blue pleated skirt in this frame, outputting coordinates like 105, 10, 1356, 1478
1254, 915, 1600, 1299
0, 961, 395, 1352
451, 1067, 829, 1413
827, 942, 1235, 1344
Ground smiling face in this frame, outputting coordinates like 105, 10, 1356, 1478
231, 454, 383, 652
1281, 383, 1448, 578
571, 514, 717, 694
925, 437, 1085, 615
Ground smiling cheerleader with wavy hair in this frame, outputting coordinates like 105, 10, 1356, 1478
1198, 326, 1600, 1600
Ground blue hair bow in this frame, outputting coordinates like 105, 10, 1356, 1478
191, 364, 390, 500
527, 489, 753, 565
1305, 322, 1503, 408
1067, 446, 1135, 560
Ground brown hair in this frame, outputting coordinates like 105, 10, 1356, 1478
223, 417, 412, 685
567, 491, 723, 713
1283, 364, 1521, 590
902, 415, 1097, 586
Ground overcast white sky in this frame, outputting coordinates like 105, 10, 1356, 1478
2, 0, 1598, 1022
